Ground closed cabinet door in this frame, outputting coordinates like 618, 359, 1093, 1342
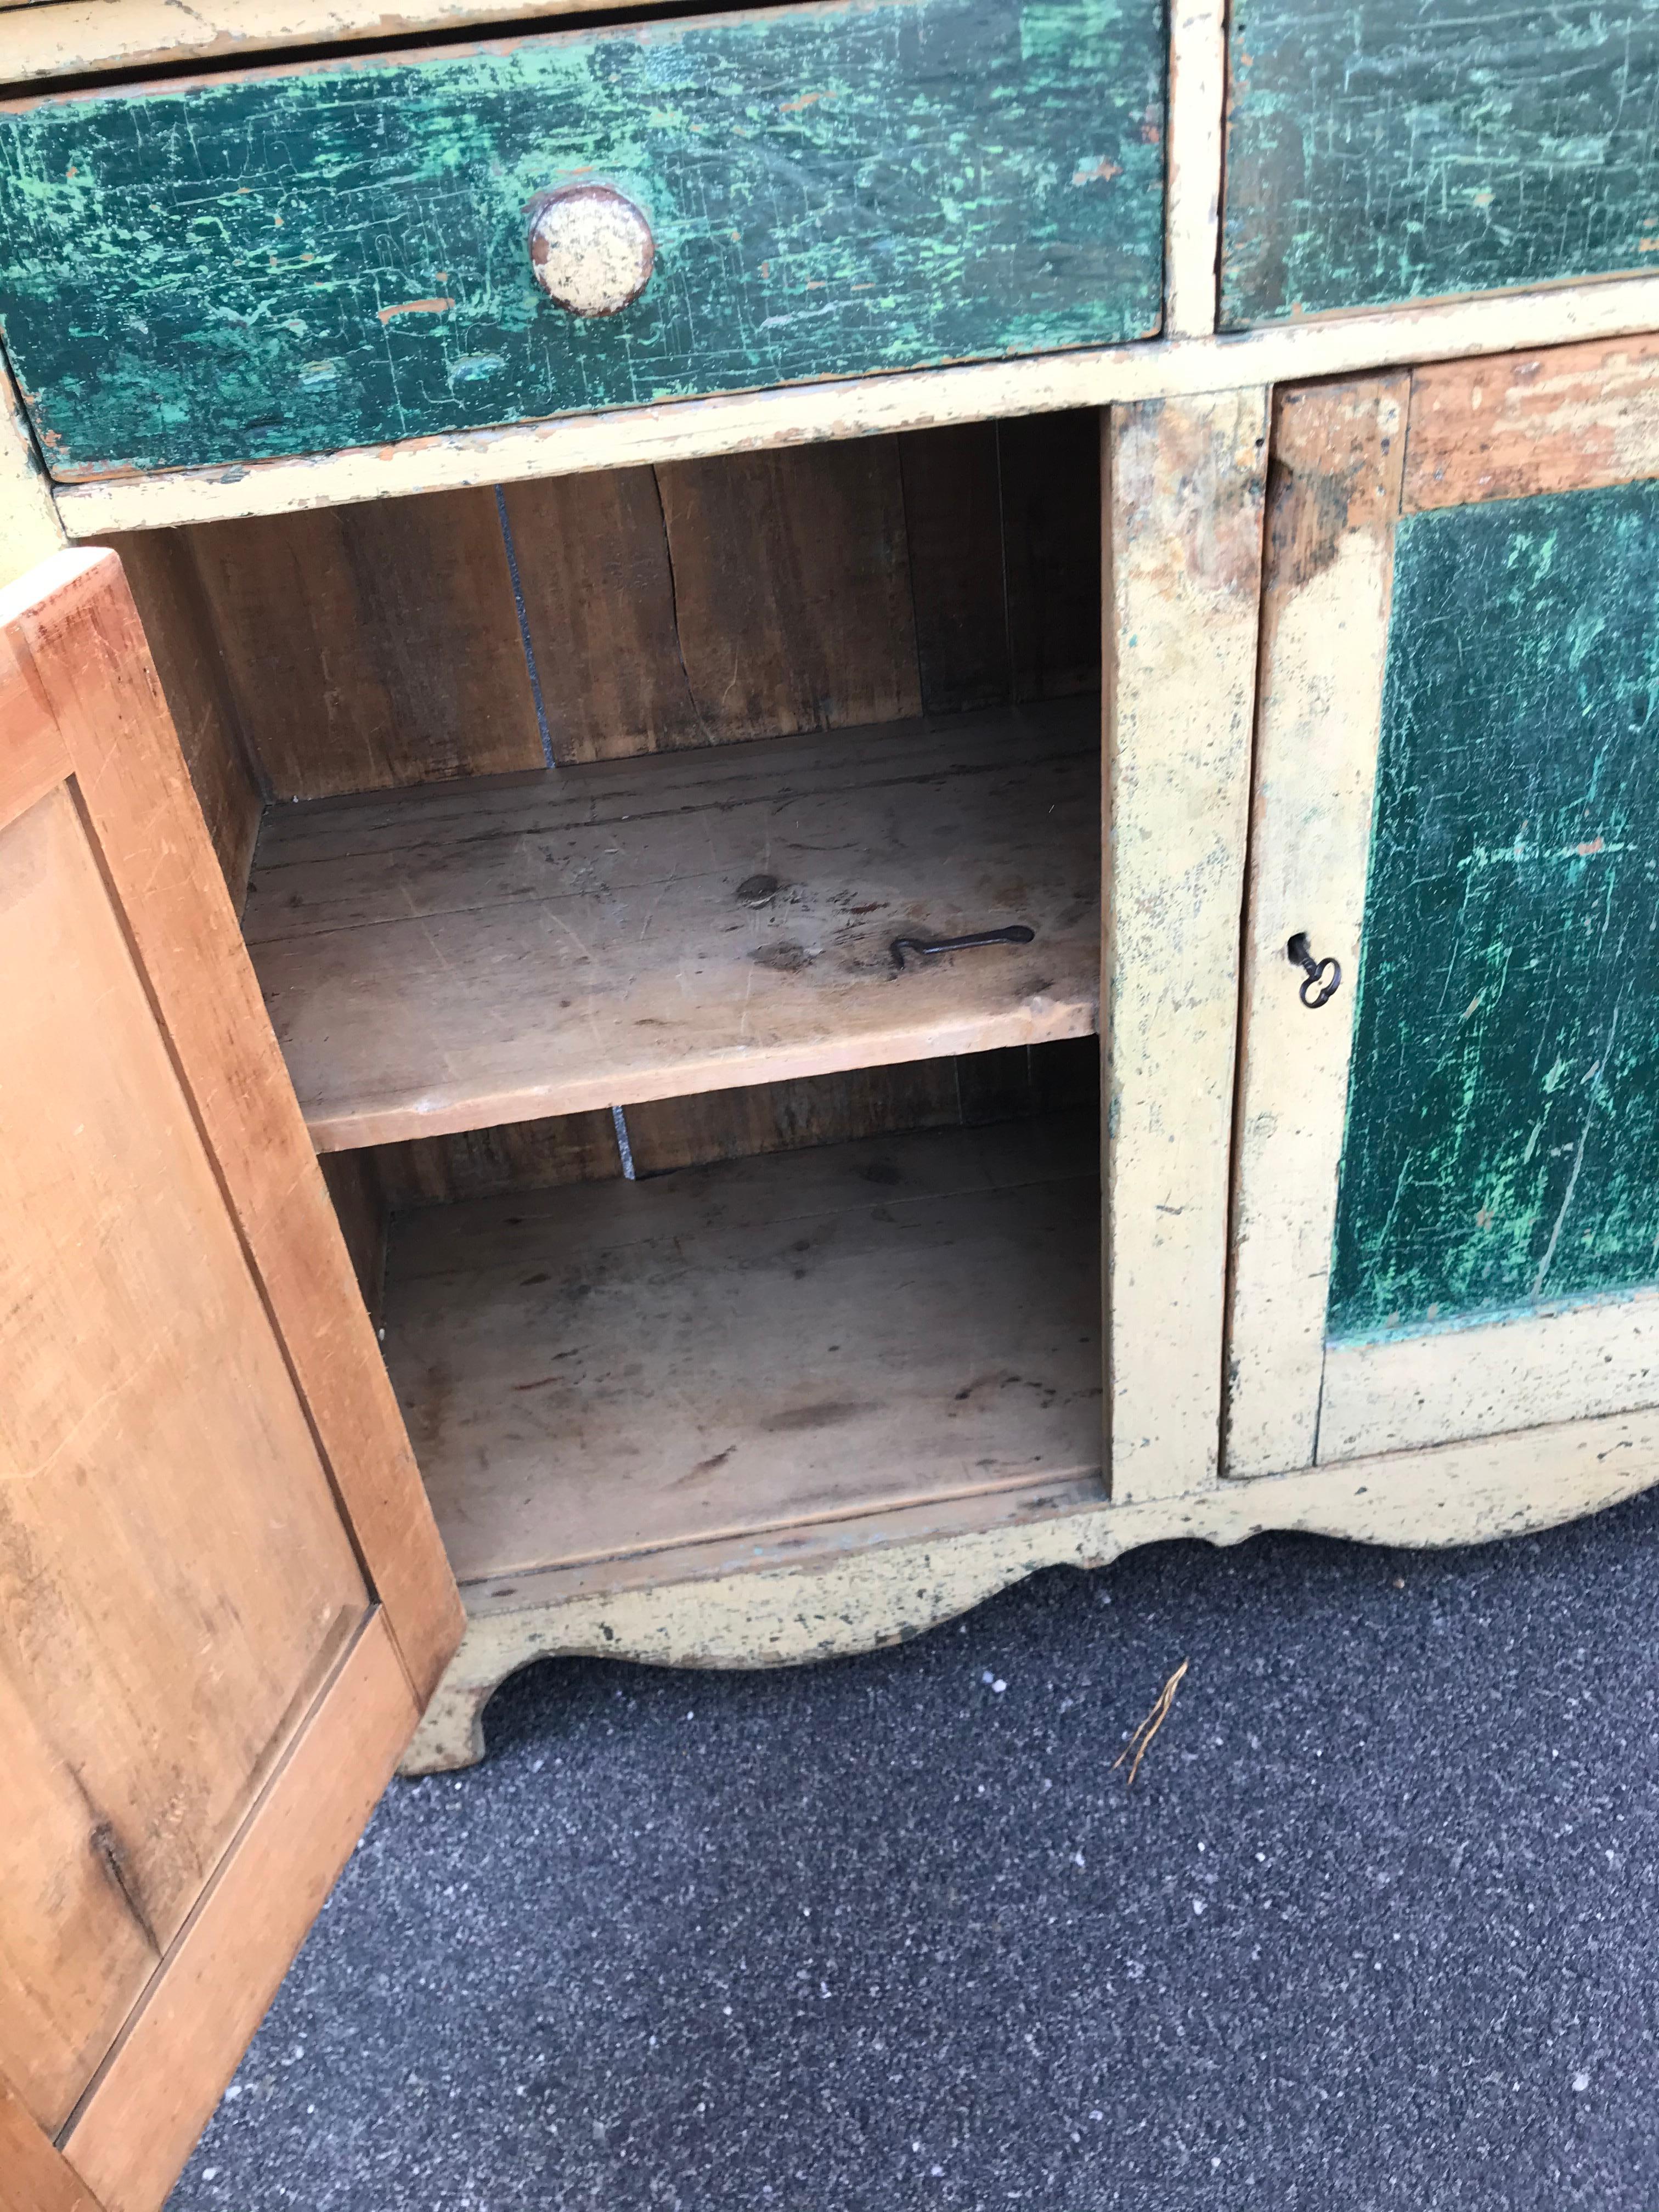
0, 550, 461, 2212
1227, 338, 1659, 1487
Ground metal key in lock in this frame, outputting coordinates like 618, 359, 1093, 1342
1287, 932, 1341, 1009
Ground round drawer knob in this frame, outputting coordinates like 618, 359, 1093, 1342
526, 184, 654, 317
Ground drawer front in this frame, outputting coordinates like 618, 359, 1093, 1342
1222, 0, 1659, 326
0, 0, 1165, 478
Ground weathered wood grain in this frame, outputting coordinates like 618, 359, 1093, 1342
499, 467, 692, 765
1330, 478, 1659, 1339
656, 441, 922, 740
0, 779, 365, 2131
189, 490, 544, 798
48, 274, 1659, 537
242, 699, 1102, 1150
1102, 390, 1267, 1502
998, 410, 1102, 701
61, 1612, 419, 2212
0, 0, 1165, 478
1222, 0, 1659, 325
1223, 376, 1407, 1481
382, 1113, 1102, 1583
0, 2072, 103, 2212
14, 548, 463, 1700
1404, 334, 1659, 513
374, 1110, 622, 1210
97, 532, 263, 904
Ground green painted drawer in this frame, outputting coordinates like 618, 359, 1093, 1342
1330, 479, 1659, 1341
0, 0, 1165, 479
1223, 0, 1659, 326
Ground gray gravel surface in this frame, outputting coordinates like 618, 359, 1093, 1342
168, 1491, 1659, 2210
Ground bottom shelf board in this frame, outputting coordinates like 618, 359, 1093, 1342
383, 1110, 1103, 1586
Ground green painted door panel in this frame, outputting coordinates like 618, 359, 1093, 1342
1222, 0, 1659, 326
1330, 480, 1659, 1345
0, 0, 1165, 478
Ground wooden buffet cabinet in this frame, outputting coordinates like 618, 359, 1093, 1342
3, 1, 1659, 2203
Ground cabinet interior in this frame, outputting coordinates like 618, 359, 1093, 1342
103, 409, 1106, 1593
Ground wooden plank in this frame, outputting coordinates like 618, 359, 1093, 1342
97, 532, 263, 904
0, 774, 366, 2131
1320, 1291, 1659, 1464
898, 422, 1011, 714
1328, 478, 1659, 1340
318, 1150, 387, 1317
0, 0, 668, 84
374, 1111, 621, 1211
60, 1611, 419, 2212
242, 698, 1102, 1150
0, 2074, 103, 2212
1102, 390, 1266, 1502
499, 467, 693, 765
1163, 0, 1225, 338
8, 549, 463, 1700
382, 1113, 1102, 1583
997, 411, 1102, 701
1404, 334, 1659, 513
623, 1060, 963, 1178
49, 275, 1659, 536
188, 490, 544, 799
657, 442, 924, 741
1223, 376, 1407, 1481
0, 0, 1167, 478
1222, 0, 1659, 325
0, 619, 67, 829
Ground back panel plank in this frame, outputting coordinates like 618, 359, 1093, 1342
98, 531, 262, 905
1222, 1, 1659, 325
658, 442, 923, 740
189, 489, 545, 799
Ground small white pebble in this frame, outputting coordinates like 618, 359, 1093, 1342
992, 1678, 1007, 1695
1573, 2072, 1590, 2094
930, 2165, 944, 2178
981, 1670, 995, 1685
1072, 1851, 1085, 1868
1192, 1899, 1206, 1915
530, 1758, 544, 1774
223, 2086, 242, 2102
1090, 2110, 1104, 2122
202, 2171, 218, 2183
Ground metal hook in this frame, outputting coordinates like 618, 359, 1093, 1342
1287, 932, 1341, 1009
890, 924, 1035, 974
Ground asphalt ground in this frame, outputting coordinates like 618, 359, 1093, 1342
168, 1482, 1659, 2210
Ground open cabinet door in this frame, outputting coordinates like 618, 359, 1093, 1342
1227, 341, 1659, 1492
0, 549, 463, 2212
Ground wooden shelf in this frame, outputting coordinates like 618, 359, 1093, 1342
381, 1111, 1103, 1588
244, 698, 1099, 1151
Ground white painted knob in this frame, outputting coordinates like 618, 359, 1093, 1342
526, 184, 655, 317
